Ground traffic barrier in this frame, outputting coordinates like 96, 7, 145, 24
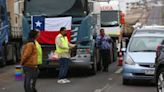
117, 51, 123, 66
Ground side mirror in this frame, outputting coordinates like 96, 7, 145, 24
121, 48, 126, 52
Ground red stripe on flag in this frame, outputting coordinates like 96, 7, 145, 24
37, 30, 71, 44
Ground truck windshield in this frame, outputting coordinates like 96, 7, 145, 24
101, 11, 119, 27
24, 0, 88, 17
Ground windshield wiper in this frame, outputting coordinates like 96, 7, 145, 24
140, 50, 156, 52
101, 24, 119, 27
131, 50, 156, 52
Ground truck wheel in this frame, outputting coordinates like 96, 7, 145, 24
157, 68, 164, 92
0, 46, 6, 67
90, 56, 97, 75
0, 61, 6, 67
0, 56, 6, 67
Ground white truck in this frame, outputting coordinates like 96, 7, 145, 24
99, 0, 123, 55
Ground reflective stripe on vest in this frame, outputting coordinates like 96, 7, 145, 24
35, 40, 42, 65
55, 34, 69, 53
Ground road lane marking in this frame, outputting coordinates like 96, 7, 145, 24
94, 83, 110, 92
115, 67, 123, 74
108, 78, 112, 81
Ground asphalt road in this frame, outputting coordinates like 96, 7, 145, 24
0, 0, 162, 92
0, 62, 156, 92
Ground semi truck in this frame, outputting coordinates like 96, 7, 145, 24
0, 0, 21, 67
23, 0, 101, 74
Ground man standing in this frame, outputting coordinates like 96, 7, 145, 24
96, 29, 112, 72
55, 27, 75, 84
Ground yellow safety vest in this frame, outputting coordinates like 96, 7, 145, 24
55, 34, 69, 54
35, 40, 42, 65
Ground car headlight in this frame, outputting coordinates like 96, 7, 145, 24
124, 55, 135, 65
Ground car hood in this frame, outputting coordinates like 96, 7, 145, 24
129, 52, 156, 63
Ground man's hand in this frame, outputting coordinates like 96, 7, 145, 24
69, 43, 76, 49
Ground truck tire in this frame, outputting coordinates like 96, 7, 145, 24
0, 58, 6, 67
0, 47, 6, 67
157, 68, 164, 92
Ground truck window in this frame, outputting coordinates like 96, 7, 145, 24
24, 0, 88, 17
101, 11, 119, 27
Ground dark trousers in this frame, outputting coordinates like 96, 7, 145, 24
100, 49, 110, 70
23, 66, 39, 92
58, 58, 70, 79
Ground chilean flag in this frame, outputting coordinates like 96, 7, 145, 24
32, 16, 72, 44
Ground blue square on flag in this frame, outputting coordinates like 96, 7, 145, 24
32, 16, 45, 31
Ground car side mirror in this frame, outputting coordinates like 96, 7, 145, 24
121, 48, 126, 52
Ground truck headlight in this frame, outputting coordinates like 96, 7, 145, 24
124, 55, 135, 65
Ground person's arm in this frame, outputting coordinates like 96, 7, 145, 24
69, 43, 76, 49
107, 36, 113, 44
20, 43, 34, 65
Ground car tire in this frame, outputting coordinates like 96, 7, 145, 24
157, 68, 164, 92
123, 78, 130, 85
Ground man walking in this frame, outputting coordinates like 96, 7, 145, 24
96, 29, 112, 72
55, 27, 75, 84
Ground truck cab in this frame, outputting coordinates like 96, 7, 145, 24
23, 0, 100, 74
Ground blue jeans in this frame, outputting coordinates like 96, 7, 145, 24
23, 66, 39, 92
58, 58, 70, 79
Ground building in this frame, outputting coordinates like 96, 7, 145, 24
6, 0, 24, 38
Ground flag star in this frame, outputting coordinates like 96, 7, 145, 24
35, 21, 42, 27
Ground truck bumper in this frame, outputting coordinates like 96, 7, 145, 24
40, 56, 92, 69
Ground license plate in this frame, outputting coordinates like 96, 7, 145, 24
145, 70, 154, 75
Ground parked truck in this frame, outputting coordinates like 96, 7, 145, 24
0, 0, 21, 67
22, 0, 101, 74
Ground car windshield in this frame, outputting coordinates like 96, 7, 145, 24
129, 37, 164, 52
101, 11, 119, 27
24, 0, 88, 17
133, 29, 164, 36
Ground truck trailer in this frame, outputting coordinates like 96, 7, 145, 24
0, 0, 21, 67
23, 0, 101, 74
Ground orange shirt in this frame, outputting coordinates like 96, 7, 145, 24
20, 42, 38, 68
